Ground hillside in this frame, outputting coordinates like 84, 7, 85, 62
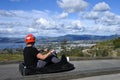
82, 37, 120, 57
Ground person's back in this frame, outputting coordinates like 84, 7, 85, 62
23, 46, 39, 69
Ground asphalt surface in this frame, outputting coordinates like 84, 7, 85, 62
72, 73, 120, 80
0, 60, 120, 80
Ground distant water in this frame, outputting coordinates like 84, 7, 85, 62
0, 42, 46, 49
0, 43, 25, 49
0, 43, 96, 49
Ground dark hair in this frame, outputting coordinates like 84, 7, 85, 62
27, 42, 35, 45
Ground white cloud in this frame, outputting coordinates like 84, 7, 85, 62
0, 28, 12, 33
97, 11, 120, 26
0, 10, 16, 17
59, 12, 68, 19
84, 3, 120, 27
35, 18, 58, 30
93, 2, 110, 12
57, 0, 89, 13
82, 6, 120, 35
84, 11, 99, 20
28, 28, 37, 33
36, 18, 50, 28
66, 20, 84, 30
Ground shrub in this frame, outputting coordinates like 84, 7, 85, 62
113, 37, 120, 48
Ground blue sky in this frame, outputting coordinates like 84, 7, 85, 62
0, 0, 120, 37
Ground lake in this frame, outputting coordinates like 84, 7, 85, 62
0, 42, 96, 49
0, 43, 25, 49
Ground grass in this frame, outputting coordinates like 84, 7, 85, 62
0, 53, 23, 61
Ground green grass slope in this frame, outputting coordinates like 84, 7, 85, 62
87, 37, 120, 57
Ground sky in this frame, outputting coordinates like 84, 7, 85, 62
0, 0, 120, 37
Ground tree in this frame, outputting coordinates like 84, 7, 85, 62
60, 39, 67, 55
113, 37, 120, 48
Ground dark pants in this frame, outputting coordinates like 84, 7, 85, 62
37, 55, 60, 68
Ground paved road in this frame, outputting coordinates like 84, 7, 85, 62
0, 60, 120, 80
72, 73, 120, 80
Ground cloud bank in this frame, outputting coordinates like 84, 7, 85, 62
0, 0, 120, 37
57, 0, 89, 13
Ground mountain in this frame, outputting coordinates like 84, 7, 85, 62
58, 34, 120, 41
0, 35, 120, 43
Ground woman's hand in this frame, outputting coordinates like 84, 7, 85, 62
50, 49, 55, 53
37, 49, 55, 60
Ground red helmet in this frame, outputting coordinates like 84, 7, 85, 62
25, 34, 35, 44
